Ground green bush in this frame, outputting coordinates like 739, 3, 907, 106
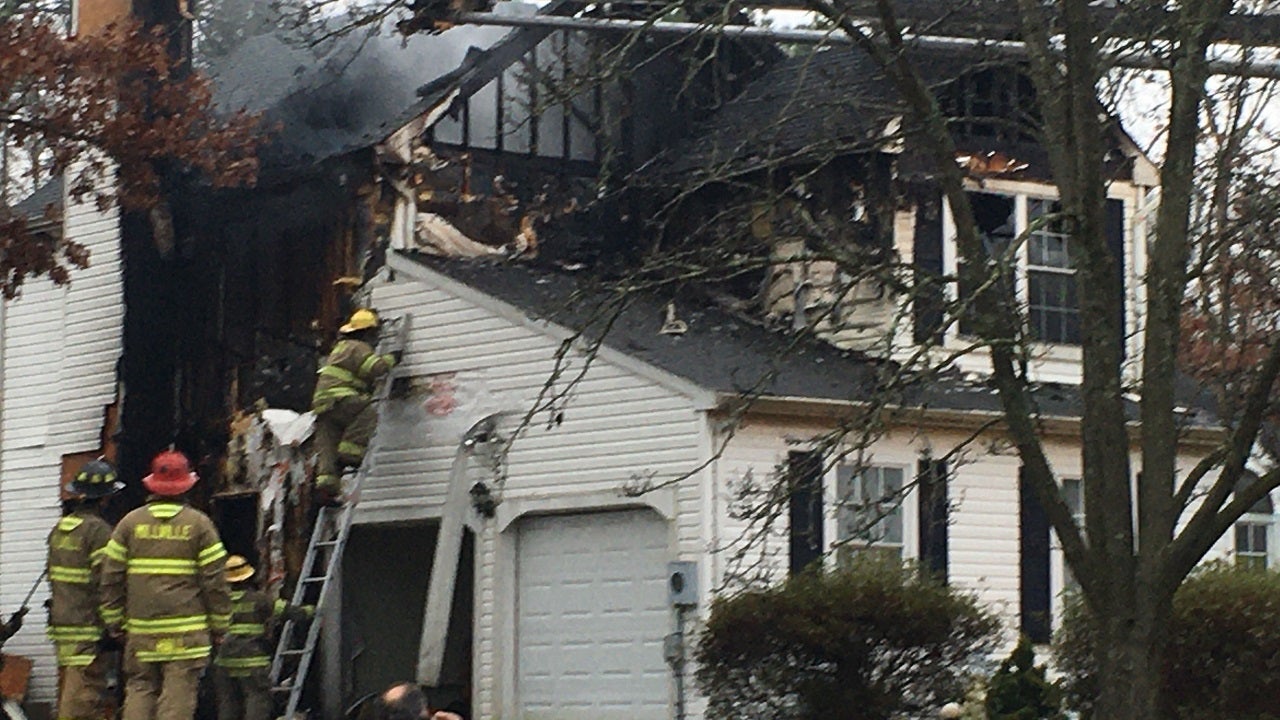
984, 635, 1063, 720
695, 555, 1000, 720
1055, 562, 1280, 719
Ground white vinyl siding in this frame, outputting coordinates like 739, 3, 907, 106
367, 263, 707, 719
0, 177, 122, 703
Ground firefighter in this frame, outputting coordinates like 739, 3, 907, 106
99, 451, 231, 720
211, 555, 310, 720
47, 458, 123, 720
311, 308, 397, 504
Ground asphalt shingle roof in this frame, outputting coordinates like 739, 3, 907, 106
397, 251, 1221, 430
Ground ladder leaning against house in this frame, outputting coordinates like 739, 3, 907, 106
268, 313, 411, 720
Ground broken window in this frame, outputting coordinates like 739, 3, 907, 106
951, 191, 1089, 347
957, 192, 1016, 337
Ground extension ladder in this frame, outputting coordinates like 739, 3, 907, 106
269, 314, 411, 719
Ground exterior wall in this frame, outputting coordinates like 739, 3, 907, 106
365, 263, 711, 719
712, 414, 1216, 643
0, 184, 122, 704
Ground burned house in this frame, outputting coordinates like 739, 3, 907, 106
0, 4, 1264, 720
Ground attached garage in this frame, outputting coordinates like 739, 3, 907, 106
515, 509, 671, 719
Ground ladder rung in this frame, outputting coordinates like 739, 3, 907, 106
279, 649, 307, 657
314, 540, 340, 548
301, 575, 329, 584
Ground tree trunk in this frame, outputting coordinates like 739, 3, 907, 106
1092, 596, 1170, 720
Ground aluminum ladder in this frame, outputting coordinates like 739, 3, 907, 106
269, 313, 411, 719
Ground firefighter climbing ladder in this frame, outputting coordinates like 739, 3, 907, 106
269, 314, 411, 720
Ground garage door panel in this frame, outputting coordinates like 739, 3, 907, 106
516, 510, 670, 719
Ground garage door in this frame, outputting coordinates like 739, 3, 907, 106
516, 509, 670, 719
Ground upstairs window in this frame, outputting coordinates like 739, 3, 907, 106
949, 192, 1088, 347
1027, 200, 1080, 344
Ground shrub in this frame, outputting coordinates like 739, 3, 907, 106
1055, 562, 1280, 719
984, 635, 1063, 720
695, 555, 1000, 720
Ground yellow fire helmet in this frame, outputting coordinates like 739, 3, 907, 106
225, 555, 256, 583
340, 308, 380, 334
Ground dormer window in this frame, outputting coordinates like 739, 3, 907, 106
942, 190, 1123, 350
1026, 199, 1080, 344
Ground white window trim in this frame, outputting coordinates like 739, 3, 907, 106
1234, 511, 1278, 569
937, 179, 1136, 383
823, 459, 919, 564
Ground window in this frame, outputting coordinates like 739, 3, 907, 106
836, 465, 904, 560
1235, 488, 1274, 570
957, 193, 1016, 337
1236, 521, 1269, 570
946, 192, 1120, 348
1061, 478, 1084, 592
1027, 200, 1080, 344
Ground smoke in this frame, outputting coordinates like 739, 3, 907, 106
207, 18, 512, 168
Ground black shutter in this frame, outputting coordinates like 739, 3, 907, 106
1105, 198, 1126, 353
913, 189, 945, 344
1019, 466, 1052, 643
917, 458, 949, 582
788, 451, 824, 575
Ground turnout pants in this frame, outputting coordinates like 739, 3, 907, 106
121, 648, 205, 720
314, 395, 377, 492
211, 667, 271, 720
57, 645, 111, 720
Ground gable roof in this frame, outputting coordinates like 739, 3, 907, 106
391, 251, 1223, 437
9, 177, 63, 226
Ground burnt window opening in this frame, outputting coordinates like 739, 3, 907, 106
957, 192, 1017, 337
950, 192, 1122, 348
942, 67, 1040, 145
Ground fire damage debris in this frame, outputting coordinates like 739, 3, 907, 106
220, 406, 316, 594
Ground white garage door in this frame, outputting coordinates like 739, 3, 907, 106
516, 509, 670, 719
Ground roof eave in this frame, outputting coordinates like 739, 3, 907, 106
720, 393, 1227, 449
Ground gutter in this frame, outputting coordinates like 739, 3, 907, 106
716, 393, 1229, 450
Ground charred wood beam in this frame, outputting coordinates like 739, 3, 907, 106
453, 11, 1280, 80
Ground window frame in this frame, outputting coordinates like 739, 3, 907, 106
1233, 489, 1277, 570
941, 188, 1089, 349
831, 462, 910, 562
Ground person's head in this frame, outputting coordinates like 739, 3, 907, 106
225, 555, 256, 588
66, 458, 124, 510
339, 308, 381, 343
380, 682, 430, 720
142, 450, 198, 498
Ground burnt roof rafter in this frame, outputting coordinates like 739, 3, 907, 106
446, 8, 1280, 80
